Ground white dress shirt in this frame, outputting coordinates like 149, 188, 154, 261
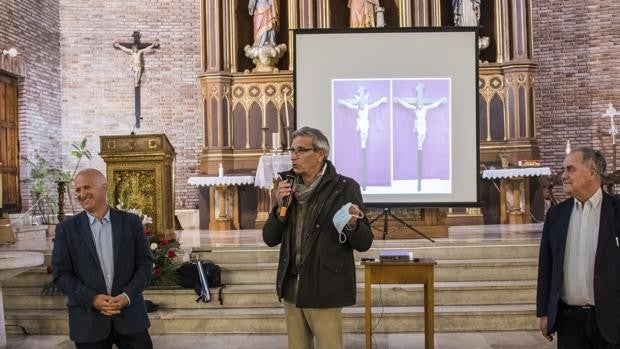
87, 210, 114, 295
561, 187, 602, 306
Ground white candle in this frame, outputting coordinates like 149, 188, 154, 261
218, 163, 224, 177
272, 132, 279, 149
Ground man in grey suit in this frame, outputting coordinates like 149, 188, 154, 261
537, 148, 620, 348
52, 168, 154, 348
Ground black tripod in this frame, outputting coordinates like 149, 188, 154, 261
369, 207, 435, 242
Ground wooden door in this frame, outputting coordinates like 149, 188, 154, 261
0, 74, 20, 213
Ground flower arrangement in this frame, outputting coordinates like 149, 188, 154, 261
125, 207, 182, 287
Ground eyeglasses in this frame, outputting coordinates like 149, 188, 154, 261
287, 146, 316, 155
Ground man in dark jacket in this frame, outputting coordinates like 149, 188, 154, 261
537, 148, 620, 348
52, 168, 153, 348
263, 127, 373, 349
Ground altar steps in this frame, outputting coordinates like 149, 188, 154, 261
4, 280, 536, 310
2, 233, 544, 335
5, 304, 537, 335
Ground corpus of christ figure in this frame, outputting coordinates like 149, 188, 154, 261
393, 83, 447, 191
337, 86, 387, 149
337, 85, 387, 191
393, 84, 446, 150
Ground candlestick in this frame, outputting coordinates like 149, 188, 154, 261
284, 95, 290, 128
284, 95, 291, 147
262, 94, 267, 127
261, 127, 269, 154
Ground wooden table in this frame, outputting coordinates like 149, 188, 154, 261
364, 258, 436, 349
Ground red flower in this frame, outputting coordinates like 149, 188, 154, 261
166, 249, 176, 258
160, 239, 169, 246
46, 265, 53, 275
152, 267, 162, 278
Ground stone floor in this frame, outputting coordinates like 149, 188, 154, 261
6, 331, 554, 348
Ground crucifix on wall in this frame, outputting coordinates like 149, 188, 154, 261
393, 84, 447, 192
113, 31, 159, 131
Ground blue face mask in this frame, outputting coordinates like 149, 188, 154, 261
332, 203, 364, 243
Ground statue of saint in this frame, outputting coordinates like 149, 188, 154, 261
348, 0, 380, 28
249, 0, 279, 47
114, 40, 159, 87
337, 86, 387, 149
452, 0, 480, 27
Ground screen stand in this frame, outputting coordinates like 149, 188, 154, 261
369, 207, 435, 242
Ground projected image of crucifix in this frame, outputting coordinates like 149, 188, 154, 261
337, 86, 387, 189
394, 83, 447, 191
113, 31, 159, 133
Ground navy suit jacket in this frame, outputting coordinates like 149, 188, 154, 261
51, 208, 153, 343
536, 191, 620, 344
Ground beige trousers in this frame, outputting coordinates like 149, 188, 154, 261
282, 300, 343, 349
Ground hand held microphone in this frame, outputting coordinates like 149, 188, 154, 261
278, 175, 296, 218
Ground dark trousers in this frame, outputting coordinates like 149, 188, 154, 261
75, 327, 152, 349
557, 301, 620, 349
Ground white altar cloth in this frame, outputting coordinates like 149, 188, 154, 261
482, 167, 551, 179
254, 155, 292, 189
187, 176, 255, 187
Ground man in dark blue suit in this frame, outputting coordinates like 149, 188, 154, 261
537, 148, 620, 348
52, 168, 154, 349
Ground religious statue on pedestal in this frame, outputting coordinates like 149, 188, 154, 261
452, 0, 480, 27
244, 0, 287, 73
452, 0, 489, 55
348, 0, 381, 28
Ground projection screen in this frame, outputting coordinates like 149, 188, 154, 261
294, 28, 480, 206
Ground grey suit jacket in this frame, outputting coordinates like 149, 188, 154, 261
51, 207, 153, 343
536, 191, 620, 344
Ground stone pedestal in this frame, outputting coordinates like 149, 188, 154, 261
188, 176, 254, 231
500, 177, 530, 224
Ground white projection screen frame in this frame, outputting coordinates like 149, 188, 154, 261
294, 28, 480, 206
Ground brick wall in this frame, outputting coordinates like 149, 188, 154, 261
532, 0, 620, 186
0, 0, 62, 209
59, 0, 203, 209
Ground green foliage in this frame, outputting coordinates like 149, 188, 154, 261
66, 138, 93, 214
28, 156, 69, 224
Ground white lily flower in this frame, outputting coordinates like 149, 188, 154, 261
142, 215, 153, 225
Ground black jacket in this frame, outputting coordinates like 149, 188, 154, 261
536, 191, 620, 343
263, 161, 373, 308
52, 208, 153, 343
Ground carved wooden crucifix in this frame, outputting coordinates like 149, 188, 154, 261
113, 31, 159, 131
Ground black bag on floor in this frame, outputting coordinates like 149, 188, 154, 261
175, 260, 225, 304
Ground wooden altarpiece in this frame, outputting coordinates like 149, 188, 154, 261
100, 134, 176, 238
